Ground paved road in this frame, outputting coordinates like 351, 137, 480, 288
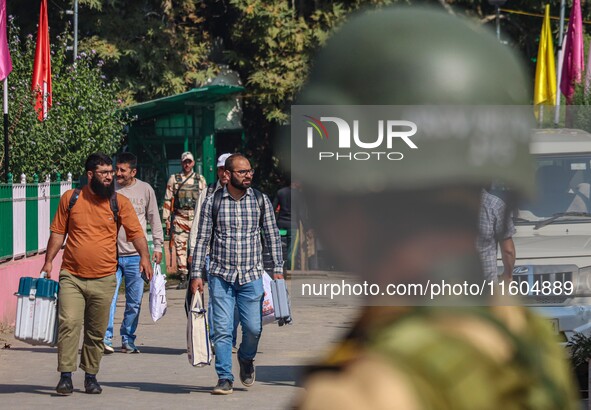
0, 280, 358, 410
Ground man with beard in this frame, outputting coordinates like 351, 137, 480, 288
190, 154, 284, 395
41, 153, 152, 396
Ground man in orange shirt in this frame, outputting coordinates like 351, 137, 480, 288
41, 153, 153, 396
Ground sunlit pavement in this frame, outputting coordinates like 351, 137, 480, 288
0, 277, 358, 410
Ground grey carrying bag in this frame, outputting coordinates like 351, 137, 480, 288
270, 279, 292, 326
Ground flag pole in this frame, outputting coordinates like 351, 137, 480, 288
554, 0, 566, 126
42, 81, 47, 120
3, 76, 7, 177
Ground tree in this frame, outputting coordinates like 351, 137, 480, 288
10, 1, 590, 190
1, 20, 126, 180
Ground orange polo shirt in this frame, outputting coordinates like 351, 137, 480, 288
50, 186, 145, 278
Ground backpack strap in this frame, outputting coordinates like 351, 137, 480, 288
68, 188, 82, 211
68, 187, 119, 229
110, 192, 120, 229
206, 182, 217, 197
209, 189, 223, 250
252, 189, 265, 229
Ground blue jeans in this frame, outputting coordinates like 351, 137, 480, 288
104, 255, 143, 344
206, 256, 239, 346
209, 275, 263, 382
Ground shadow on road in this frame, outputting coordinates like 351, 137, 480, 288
101, 381, 247, 394
255, 365, 306, 387
3, 347, 57, 354
0, 384, 54, 395
130, 346, 186, 355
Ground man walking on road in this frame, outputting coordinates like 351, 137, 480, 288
190, 154, 284, 395
163, 151, 207, 289
188, 153, 240, 351
104, 152, 164, 354
41, 152, 152, 396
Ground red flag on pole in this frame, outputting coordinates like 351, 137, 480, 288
32, 0, 51, 121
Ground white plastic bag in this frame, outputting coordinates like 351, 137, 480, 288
187, 292, 212, 367
262, 273, 276, 326
149, 263, 167, 322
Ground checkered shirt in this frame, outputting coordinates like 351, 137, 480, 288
190, 186, 284, 284
477, 190, 516, 281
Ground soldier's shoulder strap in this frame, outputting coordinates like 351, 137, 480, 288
173, 172, 194, 194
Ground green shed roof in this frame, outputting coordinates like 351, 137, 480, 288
126, 85, 244, 119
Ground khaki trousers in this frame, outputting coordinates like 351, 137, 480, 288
57, 270, 116, 374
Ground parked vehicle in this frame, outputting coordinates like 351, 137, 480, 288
508, 128, 591, 343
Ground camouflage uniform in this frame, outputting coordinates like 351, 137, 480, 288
163, 172, 206, 278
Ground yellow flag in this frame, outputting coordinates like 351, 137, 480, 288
534, 5, 557, 106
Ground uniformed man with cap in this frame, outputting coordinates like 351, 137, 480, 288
292, 7, 579, 410
163, 151, 207, 289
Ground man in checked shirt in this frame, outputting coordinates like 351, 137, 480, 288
476, 188, 516, 284
190, 153, 284, 395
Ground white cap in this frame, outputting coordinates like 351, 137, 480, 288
181, 152, 194, 162
217, 153, 233, 168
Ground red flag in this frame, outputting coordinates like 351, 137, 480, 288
32, 0, 51, 121
0, 0, 12, 81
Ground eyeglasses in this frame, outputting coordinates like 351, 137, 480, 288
231, 169, 255, 176
94, 170, 115, 176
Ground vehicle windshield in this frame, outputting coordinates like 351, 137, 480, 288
517, 154, 591, 224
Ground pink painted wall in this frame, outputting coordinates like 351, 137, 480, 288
0, 251, 63, 326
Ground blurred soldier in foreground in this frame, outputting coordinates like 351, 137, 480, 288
293, 7, 579, 410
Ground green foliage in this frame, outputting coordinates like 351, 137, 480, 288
567, 332, 591, 368
11, 0, 587, 191
77, 0, 216, 104
1, 20, 126, 181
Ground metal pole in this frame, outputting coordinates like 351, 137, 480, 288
496, 6, 501, 41
73, 0, 78, 61
3, 77, 8, 178
555, 0, 566, 125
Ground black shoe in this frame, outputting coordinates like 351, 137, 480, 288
212, 379, 233, 395
84, 376, 102, 394
238, 356, 255, 387
55, 375, 73, 396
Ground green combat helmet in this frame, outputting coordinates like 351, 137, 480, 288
291, 7, 535, 197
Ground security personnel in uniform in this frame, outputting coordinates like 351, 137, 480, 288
292, 7, 580, 410
163, 151, 207, 289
